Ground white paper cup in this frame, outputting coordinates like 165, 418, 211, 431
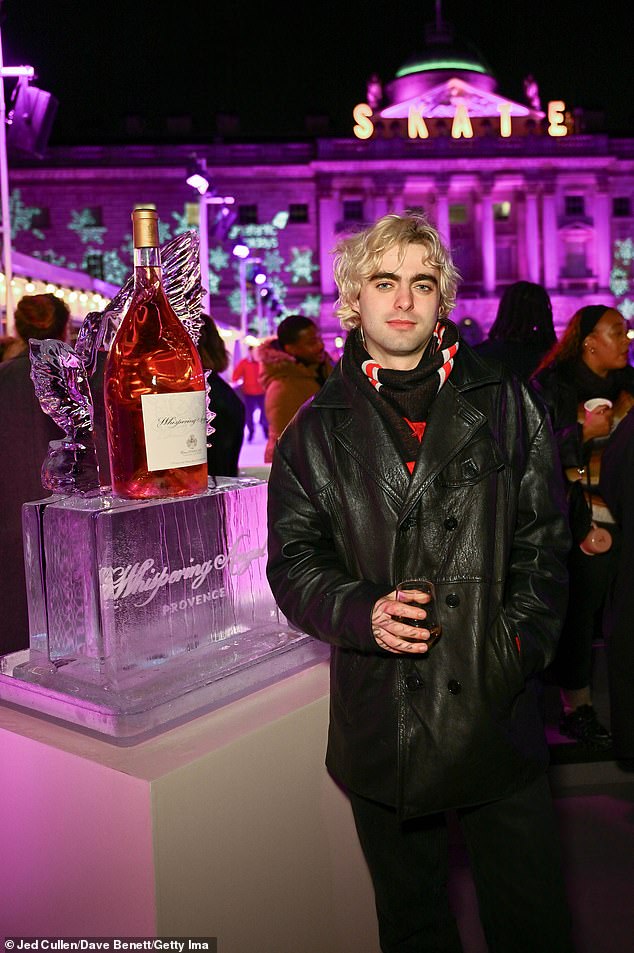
583, 398, 613, 413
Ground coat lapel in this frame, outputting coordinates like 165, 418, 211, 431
332, 400, 411, 505
401, 380, 487, 518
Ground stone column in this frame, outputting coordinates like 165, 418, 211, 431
542, 185, 559, 291
385, 173, 406, 216
525, 188, 540, 284
317, 176, 338, 297
480, 180, 496, 294
594, 178, 612, 292
372, 185, 390, 220
435, 177, 451, 246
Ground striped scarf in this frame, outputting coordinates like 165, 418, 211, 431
346, 320, 459, 474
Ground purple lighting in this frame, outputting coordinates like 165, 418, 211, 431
232, 244, 250, 259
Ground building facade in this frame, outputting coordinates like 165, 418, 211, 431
6, 16, 634, 350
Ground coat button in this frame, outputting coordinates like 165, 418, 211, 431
444, 516, 458, 530
401, 516, 416, 531
445, 593, 460, 608
405, 674, 423, 691
447, 679, 462, 694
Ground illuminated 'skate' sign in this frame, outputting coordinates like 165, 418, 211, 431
352, 101, 568, 140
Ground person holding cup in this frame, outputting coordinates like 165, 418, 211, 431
267, 212, 573, 952
532, 305, 634, 749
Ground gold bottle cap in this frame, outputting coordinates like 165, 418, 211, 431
132, 208, 159, 248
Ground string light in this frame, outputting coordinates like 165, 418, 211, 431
0, 272, 112, 322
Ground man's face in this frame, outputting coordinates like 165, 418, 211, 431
284, 325, 325, 364
355, 243, 441, 370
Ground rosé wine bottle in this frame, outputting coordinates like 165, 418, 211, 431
104, 208, 208, 499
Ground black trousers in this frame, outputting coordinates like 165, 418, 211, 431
349, 774, 574, 953
243, 392, 268, 437
553, 525, 620, 691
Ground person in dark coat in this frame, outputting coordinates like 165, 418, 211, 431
599, 405, 634, 771
0, 294, 70, 655
267, 213, 573, 953
197, 314, 245, 477
531, 305, 634, 749
475, 280, 556, 381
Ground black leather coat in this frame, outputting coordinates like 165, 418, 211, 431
267, 343, 570, 819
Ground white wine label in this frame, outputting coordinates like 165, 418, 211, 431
141, 391, 207, 471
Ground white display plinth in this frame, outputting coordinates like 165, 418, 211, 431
0, 661, 380, 952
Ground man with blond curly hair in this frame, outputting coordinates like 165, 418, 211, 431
267, 213, 573, 952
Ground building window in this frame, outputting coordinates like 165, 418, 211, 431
238, 204, 258, 225
30, 207, 50, 229
613, 197, 631, 217
564, 243, 589, 277
84, 206, 103, 226
343, 199, 364, 223
493, 201, 511, 220
564, 195, 585, 217
495, 244, 515, 280
449, 204, 468, 224
185, 202, 199, 227
289, 203, 309, 224
85, 251, 104, 279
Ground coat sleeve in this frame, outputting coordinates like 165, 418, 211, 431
266, 435, 387, 653
263, 378, 287, 445
599, 406, 634, 523
504, 389, 572, 677
530, 370, 585, 471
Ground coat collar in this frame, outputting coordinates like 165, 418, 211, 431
312, 344, 503, 518
313, 343, 502, 409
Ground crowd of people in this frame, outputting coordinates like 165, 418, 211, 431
1, 212, 634, 948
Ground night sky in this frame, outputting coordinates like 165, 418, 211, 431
1, 0, 632, 145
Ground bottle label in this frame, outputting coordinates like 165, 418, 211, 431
141, 391, 207, 471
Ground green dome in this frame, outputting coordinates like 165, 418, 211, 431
396, 19, 494, 81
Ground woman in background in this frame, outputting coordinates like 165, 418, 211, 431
476, 280, 556, 380
532, 304, 634, 749
197, 314, 245, 477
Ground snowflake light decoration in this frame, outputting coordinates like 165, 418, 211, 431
68, 209, 107, 246
610, 267, 629, 298
101, 250, 129, 286
207, 271, 221, 295
263, 249, 284, 273
227, 287, 255, 316
615, 238, 634, 265
159, 219, 174, 242
209, 246, 230, 271
299, 294, 322, 318
619, 298, 634, 320
268, 275, 288, 303
10, 189, 45, 240
33, 249, 70, 267
287, 247, 319, 284
169, 209, 192, 237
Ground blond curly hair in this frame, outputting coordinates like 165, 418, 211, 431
333, 213, 460, 331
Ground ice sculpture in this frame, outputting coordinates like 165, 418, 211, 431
29, 231, 214, 495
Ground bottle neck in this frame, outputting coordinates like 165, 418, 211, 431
134, 246, 161, 269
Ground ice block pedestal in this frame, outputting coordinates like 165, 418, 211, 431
0, 477, 325, 741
